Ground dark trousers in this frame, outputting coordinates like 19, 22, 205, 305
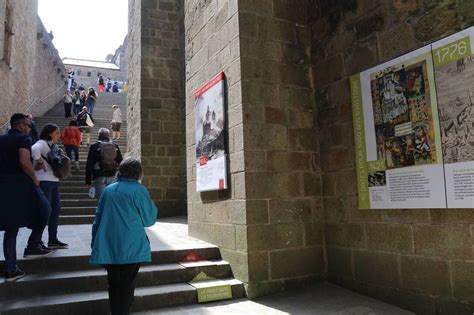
64, 144, 79, 161
38, 181, 61, 243
64, 102, 72, 118
106, 263, 140, 315
27, 186, 52, 248
3, 228, 19, 272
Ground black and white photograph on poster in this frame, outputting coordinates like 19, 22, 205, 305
195, 72, 227, 192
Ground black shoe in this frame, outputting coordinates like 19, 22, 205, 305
48, 240, 69, 249
39, 241, 53, 251
23, 245, 54, 259
5, 268, 26, 282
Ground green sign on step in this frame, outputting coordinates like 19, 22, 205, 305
197, 285, 232, 303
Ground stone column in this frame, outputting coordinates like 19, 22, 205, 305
185, 0, 324, 298
128, 0, 187, 217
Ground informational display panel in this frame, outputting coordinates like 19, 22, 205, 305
195, 72, 227, 192
351, 27, 474, 209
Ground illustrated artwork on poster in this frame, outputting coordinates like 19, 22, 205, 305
351, 26, 474, 209
432, 28, 474, 208
195, 72, 227, 192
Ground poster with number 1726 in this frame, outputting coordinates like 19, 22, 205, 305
194, 72, 227, 192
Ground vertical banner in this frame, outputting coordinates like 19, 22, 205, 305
195, 72, 227, 192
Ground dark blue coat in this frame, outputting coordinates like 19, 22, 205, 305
0, 130, 47, 231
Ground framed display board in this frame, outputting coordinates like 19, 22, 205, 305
195, 72, 227, 192
351, 27, 474, 209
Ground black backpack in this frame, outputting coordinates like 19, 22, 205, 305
96, 141, 118, 172
42, 143, 71, 179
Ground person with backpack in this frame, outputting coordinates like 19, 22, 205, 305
76, 106, 94, 146
31, 123, 69, 250
61, 120, 82, 170
85, 128, 123, 200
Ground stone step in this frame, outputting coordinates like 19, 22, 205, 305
61, 206, 96, 215
61, 199, 97, 208
61, 193, 96, 200
1, 279, 244, 315
59, 187, 89, 194
0, 248, 221, 275
60, 181, 91, 187
0, 261, 232, 300
59, 215, 94, 225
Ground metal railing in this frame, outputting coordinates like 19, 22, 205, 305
1, 84, 66, 132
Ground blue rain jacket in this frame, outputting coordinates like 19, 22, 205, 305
90, 178, 158, 265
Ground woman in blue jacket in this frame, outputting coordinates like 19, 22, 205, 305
90, 157, 157, 315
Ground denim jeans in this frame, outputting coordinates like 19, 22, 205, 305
94, 176, 115, 200
87, 101, 95, 115
64, 144, 79, 161
3, 228, 19, 272
37, 181, 61, 243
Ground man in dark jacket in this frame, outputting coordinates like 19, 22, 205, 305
0, 114, 52, 282
85, 128, 123, 200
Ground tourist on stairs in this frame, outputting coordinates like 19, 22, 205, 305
30, 124, 69, 250
76, 106, 94, 146
61, 120, 81, 170
90, 158, 158, 315
111, 104, 122, 140
0, 114, 52, 282
86, 87, 98, 115
85, 128, 123, 200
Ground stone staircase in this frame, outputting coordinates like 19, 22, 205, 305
34, 92, 128, 225
0, 92, 245, 313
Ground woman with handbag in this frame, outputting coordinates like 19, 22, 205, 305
90, 158, 158, 315
76, 106, 94, 146
30, 124, 69, 251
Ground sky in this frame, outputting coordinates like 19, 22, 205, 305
38, 0, 128, 61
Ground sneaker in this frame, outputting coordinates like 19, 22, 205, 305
23, 245, 54, 259
5, 268, 26, 282
48, 240, 69, 249
39, 241, 53, 252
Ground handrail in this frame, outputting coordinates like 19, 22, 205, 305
1, 84, 66, 131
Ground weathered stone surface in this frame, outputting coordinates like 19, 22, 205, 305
327, 247, 352, 276
452, 261, 474, 302
366, 223, 413, 254
248, 251, 269, 281
270, 247, 324, 279
414, 6, 460, 41
401, 256, 451, 295
379, 23, 417, 62
344, 37, 378, 75
413, 225, 473, 259
354, 251, 399, 287
268, 198, 312, 223
325, 223, 366, 249
247, 222, 304, 251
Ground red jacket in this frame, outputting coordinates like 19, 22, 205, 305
61, 126, 81, 147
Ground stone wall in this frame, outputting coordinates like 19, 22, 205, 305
185, 0, 249, 288
0, 0, 66, 128
128, 0, 187, 217
312, 1, 474, 313
238, 0, 324, 297
127, 0, 141, 159
185, 0, 324, 298
33, 20, 67, 118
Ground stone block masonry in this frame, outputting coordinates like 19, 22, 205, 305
314, 1, 474, 313
127, 0, 187, 217
0, 0, 66, 127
